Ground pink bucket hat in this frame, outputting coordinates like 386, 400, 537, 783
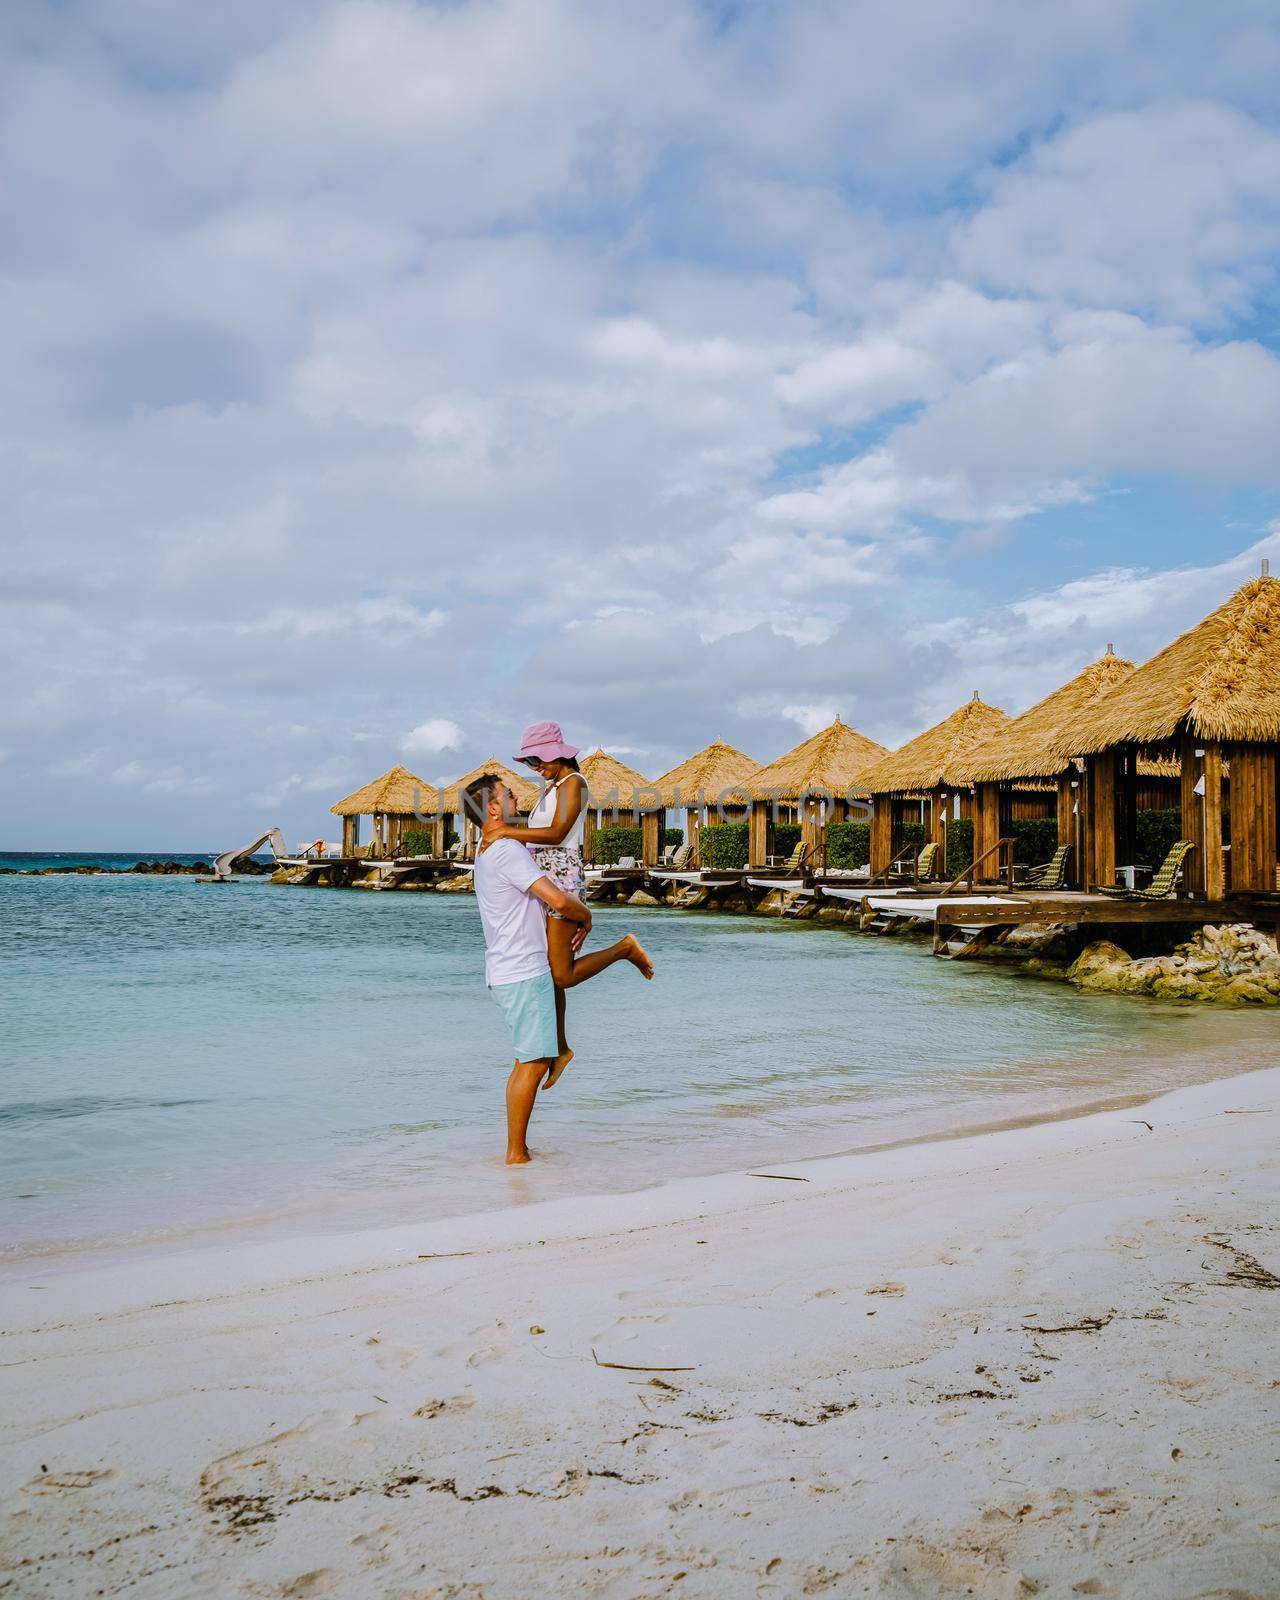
515, 720, 580, 764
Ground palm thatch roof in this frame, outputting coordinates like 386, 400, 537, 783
746, 717, 887, 801
860, 696, 1009, 795
1069, 575, 1280, 752
440, 758, 540, 814
579, 748, 661, 811
947, 649, 1136, 784
330, 764, 439, 817
651, 739, 759, 807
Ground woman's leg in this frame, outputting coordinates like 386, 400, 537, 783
546, 914, 654, 990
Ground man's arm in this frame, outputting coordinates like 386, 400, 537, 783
528, 877, 591, 949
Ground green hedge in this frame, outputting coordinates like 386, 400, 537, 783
773, 823, 802, 858
898, 819, 926, 849
826, 821, 870, 869
1009, 817, 1058, 865
1135, 807, 1182, 867
664, 827, 684, 848
700, 822, 749, 870
594, 825, 643, 865
403, 826, 455, 857
945, 817, 974, 878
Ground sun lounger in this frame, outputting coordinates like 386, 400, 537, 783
888, 840, 939, 881
647, 843, 698, 882
751, 840, 810, 877
1019, 844, 1071, 890
1094, 840, 1194, 900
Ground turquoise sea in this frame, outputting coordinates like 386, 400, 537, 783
2, 858, 1276, 1268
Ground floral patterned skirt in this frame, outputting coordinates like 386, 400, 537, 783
530, 845, 585, 918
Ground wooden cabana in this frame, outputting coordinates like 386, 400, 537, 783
745, 717, 887, 869
1066, 574, 1280, 899
859, 695, 1010, 876
947, 649, 1136, 887
440, 758, 540, 859
651, 739, 759, 862
329, 765, 439, 859
578, 748, 663, 865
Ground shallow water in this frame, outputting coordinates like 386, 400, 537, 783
1, 871, 1275, 1265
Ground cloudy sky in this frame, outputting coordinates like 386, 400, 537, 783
4, 0, 1280, 848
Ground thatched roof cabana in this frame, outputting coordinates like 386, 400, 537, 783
1067, 576, 1280, 753
330, 764, 438, 817
579, 748, 661, 812
440, 758, 539, 814
651, 739, 759, 807
948, 649, 1135, 784
860, 695, 1008, 796
747, 717, 887, 801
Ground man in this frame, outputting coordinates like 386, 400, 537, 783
472, 777, 642, 1164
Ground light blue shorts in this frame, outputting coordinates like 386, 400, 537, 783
488, 971, 558, 1063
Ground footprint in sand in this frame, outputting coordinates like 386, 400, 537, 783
278, 1570, 336, 1597
413, 1396, 476, 1420
866, 1283, 907, 1297
22, 1468, 111, 1495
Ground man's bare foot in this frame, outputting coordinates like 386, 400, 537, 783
544, 1047, 573, 1089
505, 1148, 532, 1165
624, 935, 654, 979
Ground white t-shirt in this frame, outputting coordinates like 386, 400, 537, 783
473, 837, 550, 986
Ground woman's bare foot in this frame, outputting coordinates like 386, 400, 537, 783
505, 1147, 533, 1164
624, 935, 654, 979
544, 1046, 573, 1089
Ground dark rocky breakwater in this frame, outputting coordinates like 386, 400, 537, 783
0, 859, 274, 877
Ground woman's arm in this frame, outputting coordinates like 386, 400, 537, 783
495, 774, 586, 846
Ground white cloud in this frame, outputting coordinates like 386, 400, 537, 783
955, 102, 1280, 322
3, 2, 1280, 845
780, 702, 841, 737
401, 718, 464, 758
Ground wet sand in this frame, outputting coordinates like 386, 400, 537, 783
2, 1066, 1278, 1598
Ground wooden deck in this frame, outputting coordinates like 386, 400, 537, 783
928, 891, 1280, 928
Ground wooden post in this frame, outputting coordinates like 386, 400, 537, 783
800, 798, 824, 867
1055, 773, 1079, 887
341, 815, 356, 856
641, 810, 661, 867
582, 810, 598, 866
1179, 737, 1205, 896
748, 801, 769, 869
1055, 774, 1073, 846
1202, 743, 1225, 900
685, 806, 700, 861
1116, 746, 1136, 875
931, 787, 947, 848
1083, 751, 1117, 890
870, 796, 893, 876
973, 782, 1001, 880
1227, 742, 1276, 892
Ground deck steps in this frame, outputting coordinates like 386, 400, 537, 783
671, 884, 711, 909
932, 923, 1012, 960
780, 891, 814, 919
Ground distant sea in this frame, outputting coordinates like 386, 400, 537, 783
2, 860, 1276, 1269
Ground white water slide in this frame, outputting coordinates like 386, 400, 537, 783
212, 828, 288, 881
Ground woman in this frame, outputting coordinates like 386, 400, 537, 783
493, 721, 653, 1078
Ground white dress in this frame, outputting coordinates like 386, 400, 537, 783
526, 772, 587, 916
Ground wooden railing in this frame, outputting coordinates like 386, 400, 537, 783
940, 837, 1016, 897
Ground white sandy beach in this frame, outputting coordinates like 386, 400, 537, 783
3, 1067, 1278, 1599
